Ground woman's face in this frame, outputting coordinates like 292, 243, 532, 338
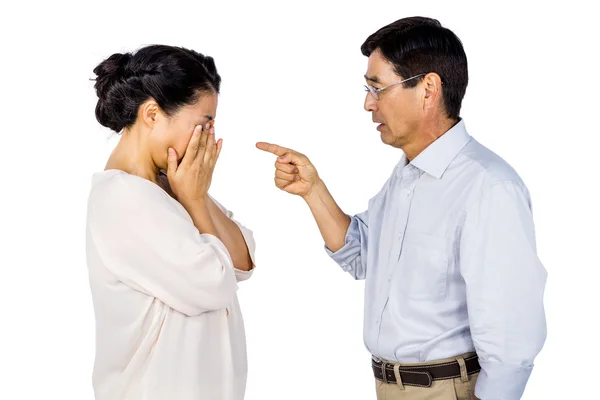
150, 92, 218, 170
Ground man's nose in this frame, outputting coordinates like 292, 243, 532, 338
364, 92, 377, 112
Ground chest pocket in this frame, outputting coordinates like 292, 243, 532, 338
398, 233, 450, 301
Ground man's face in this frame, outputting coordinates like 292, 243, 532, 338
364, 49, 423, 149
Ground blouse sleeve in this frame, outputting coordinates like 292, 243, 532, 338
88, 175, 238, 316
208, 194, 256, 282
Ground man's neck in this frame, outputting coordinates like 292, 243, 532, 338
403, 117, 459, 161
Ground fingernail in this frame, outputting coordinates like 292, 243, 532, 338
209, 128, 214, 135
294, 175, 300, 181
168, 148, 175, 155
278, 156, 285, 161
293, 168, 298, 173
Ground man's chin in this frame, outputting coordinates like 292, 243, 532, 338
379, 130, 392, 144
380, 131, 404, 149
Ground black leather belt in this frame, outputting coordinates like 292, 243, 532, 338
372, 355, 480, 387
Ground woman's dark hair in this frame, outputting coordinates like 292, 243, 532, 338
92, 45, 221, 132
361, 17, 468, 120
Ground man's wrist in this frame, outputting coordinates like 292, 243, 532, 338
302, 178, 326, 204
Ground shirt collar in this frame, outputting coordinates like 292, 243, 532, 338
408, 119, 471, 179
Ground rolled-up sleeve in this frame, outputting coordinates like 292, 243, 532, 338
324, 210, 369, 280
460, 180, 547, 399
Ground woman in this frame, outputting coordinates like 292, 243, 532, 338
86, 45, 255, 400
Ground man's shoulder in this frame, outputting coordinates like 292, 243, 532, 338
460, 138, 525, 188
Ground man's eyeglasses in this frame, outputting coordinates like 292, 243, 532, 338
364, 73, 426, 100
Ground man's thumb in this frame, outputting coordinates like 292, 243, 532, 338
278, 152, 297, 164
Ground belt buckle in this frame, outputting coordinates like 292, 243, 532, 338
381, 362, 388, 384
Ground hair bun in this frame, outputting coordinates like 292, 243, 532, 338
92, 52, 132, 100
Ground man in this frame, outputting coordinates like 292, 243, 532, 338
256, 16, 546, 400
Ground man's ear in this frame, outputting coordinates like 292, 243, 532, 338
422, 73, 443, 111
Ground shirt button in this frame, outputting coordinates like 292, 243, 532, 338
404, 189, 411, 196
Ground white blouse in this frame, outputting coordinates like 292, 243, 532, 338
85, 169, 255, 400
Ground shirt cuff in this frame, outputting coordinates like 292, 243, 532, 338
475, 361, 533, 400
324, 242, 359, 272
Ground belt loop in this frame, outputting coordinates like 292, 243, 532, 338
381, 362, 388, 384
393, 364, 405, 390
456, 356, 469, 383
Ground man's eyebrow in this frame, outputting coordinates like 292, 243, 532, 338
364, 74, 380, 84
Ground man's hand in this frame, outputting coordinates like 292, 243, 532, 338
256, 141, 351, 253
255, 142, 320, 198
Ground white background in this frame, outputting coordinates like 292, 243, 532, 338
1, 0, 598, 399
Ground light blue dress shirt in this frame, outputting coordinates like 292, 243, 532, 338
326, 120, 547, 399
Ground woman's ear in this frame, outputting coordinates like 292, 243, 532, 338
138, 99, 161, 128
